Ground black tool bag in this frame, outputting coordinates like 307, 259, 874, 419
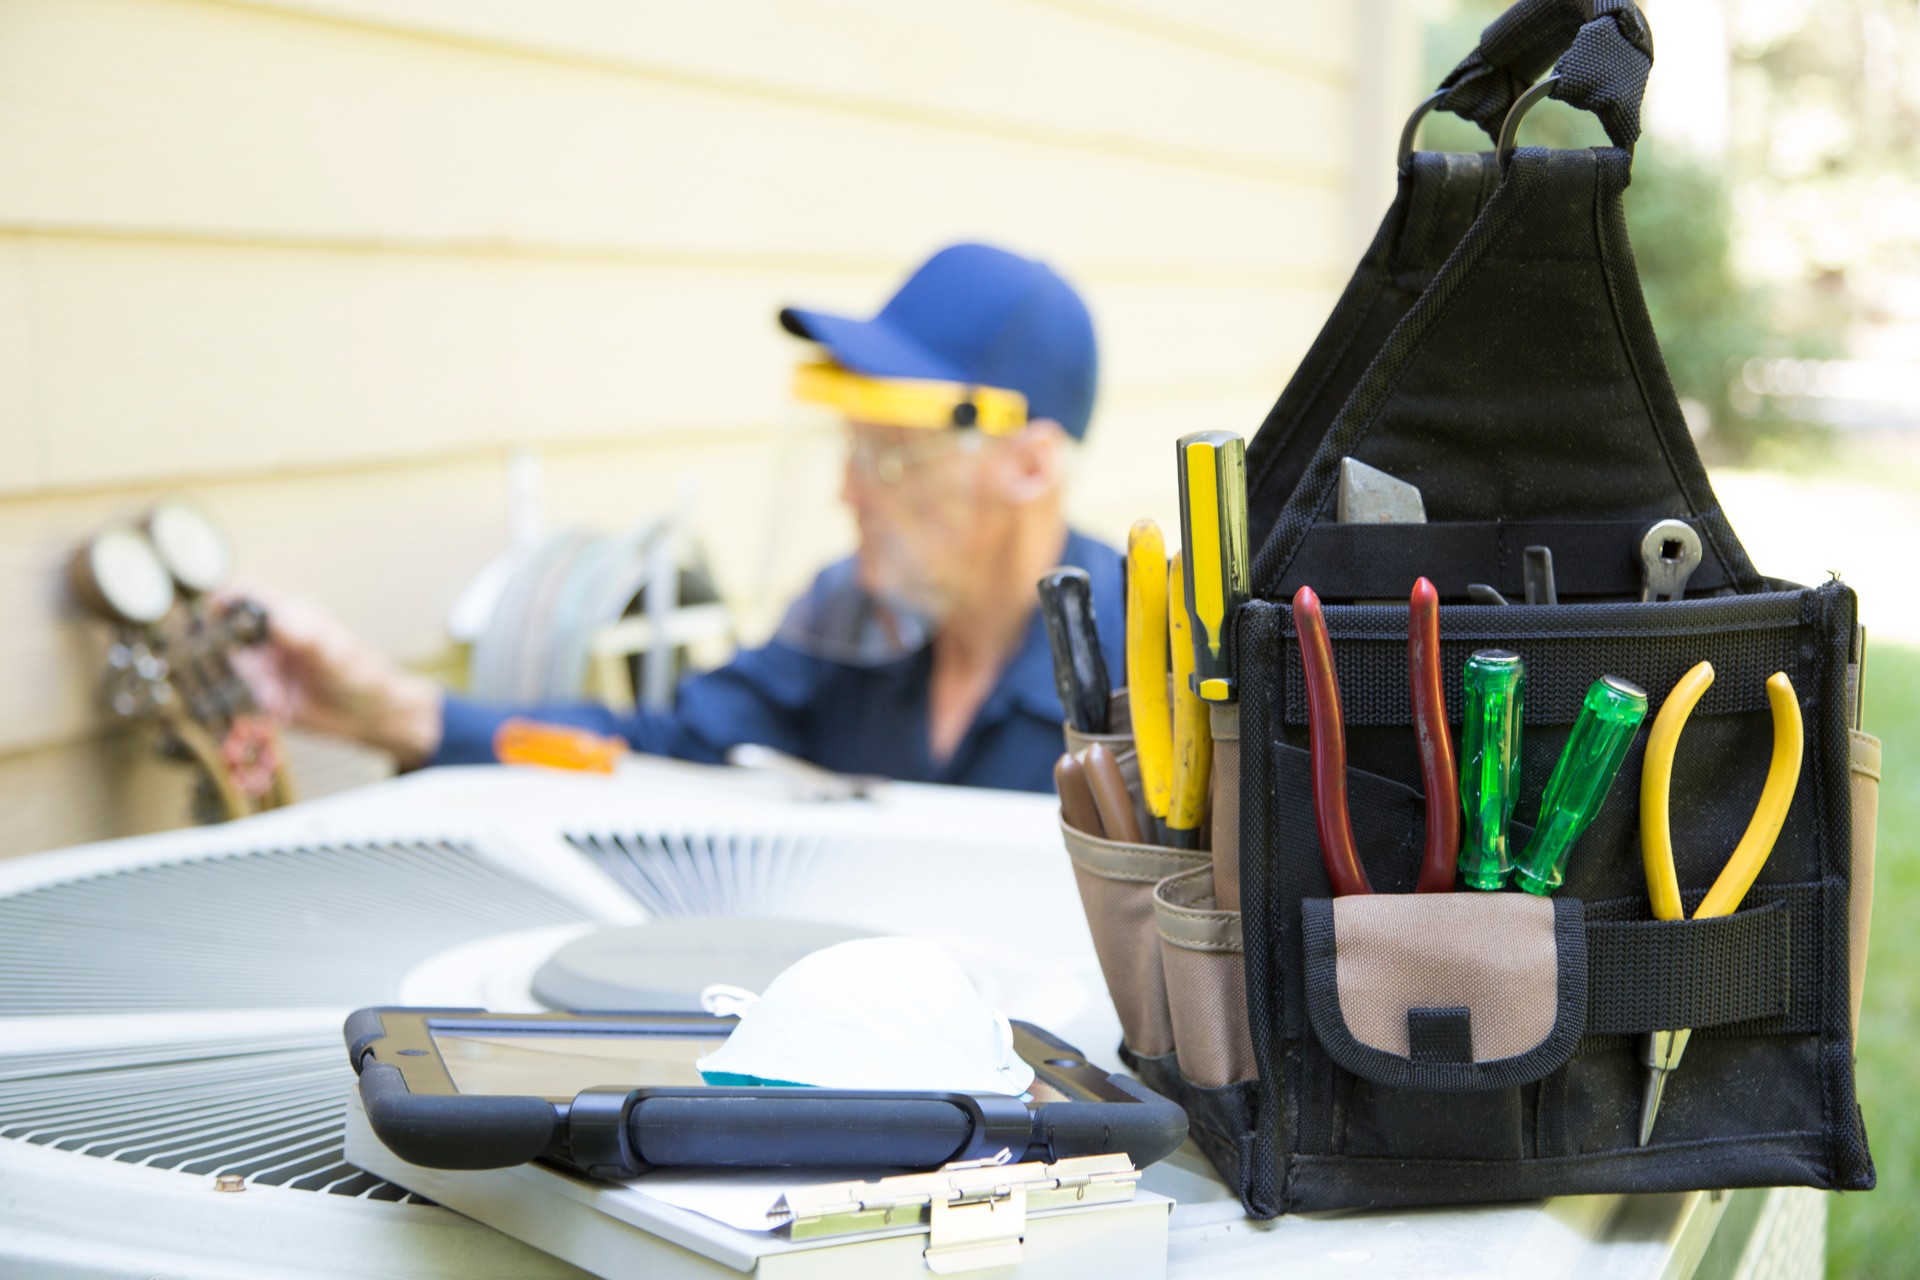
1120, 0, 1879, 1215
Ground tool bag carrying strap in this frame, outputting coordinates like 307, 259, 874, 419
1243, 0, 1760, 606
1130, 0, 1879, 1216
1433, 0, 1651, 153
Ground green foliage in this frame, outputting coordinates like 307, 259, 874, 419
1621, 147, 1773, 448
1831, 642, 1920, 1277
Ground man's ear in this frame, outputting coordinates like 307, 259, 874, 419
994, 419, 1068, 504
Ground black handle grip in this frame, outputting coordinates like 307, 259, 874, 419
1038, 568, 1111, 734
627, 1089, 1034, 1170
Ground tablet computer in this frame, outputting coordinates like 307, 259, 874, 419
345, 1007, 1188, 1179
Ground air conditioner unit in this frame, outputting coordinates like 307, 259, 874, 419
0, 762, 1141, 1279
0, 760, 1781, 1278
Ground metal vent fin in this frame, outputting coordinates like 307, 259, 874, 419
0, 840, 590, 1015
568, 830, 860, 917
0, 1034, 422, 1201
565, 830, 1013, 933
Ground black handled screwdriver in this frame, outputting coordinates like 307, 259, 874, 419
1037, 567, 1111, 734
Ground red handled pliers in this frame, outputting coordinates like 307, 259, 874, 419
1292, 578, 1459, 895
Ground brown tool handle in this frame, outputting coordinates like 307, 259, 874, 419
1082, 743, 1144, 845
1054, 752, 1104, 837
1293, 586, 1371, 896
1409, 576, 1460, 892
161, 710, 251, 821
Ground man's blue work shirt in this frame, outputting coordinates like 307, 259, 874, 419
433, 530, 1124, 793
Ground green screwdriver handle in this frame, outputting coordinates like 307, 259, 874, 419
1459, 650, 1525, 890
1514, 675, 1649, 896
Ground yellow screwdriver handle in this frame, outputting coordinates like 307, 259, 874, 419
1126, 519, 1172, 822
1177, 432, 1249, 702
1167, 552, 1212, 846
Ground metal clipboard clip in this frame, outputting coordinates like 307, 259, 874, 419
767, 1151, 1139, 1274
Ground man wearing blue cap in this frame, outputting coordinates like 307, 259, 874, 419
242, 243, 1123, 792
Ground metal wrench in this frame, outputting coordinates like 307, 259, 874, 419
1639, 520, 1704, 602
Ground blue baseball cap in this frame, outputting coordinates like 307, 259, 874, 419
779, 243, 1098, 440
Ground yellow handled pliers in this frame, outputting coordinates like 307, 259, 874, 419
1635, 661, 1804, 1146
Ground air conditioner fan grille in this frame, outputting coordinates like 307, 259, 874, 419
0, 1033, 423, 1200
0, 840, 590, 1015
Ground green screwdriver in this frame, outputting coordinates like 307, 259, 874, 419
1459, 650, 1525, 890
1514, 676, 1650, 896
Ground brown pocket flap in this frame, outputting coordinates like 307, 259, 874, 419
1301, 894, 1588, 1092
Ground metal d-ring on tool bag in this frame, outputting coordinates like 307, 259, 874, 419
1118, 0, 1880, 1218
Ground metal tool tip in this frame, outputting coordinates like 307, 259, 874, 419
1638, 1074, 1667, 1147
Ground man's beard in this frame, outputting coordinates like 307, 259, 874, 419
859, 526, 956, 624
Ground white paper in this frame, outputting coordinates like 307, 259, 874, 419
619, 1167, 906, 1233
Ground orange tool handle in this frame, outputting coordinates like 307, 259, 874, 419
494, 719, 628, 773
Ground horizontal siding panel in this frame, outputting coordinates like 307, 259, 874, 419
0, 238, 36, 489
0, 0, 1345, 261
0, 733, 198, 858
0, 460, 508, 757
1069, 379, 1288, 546
1036, 0, 1357, 74
238, 0, 1351, 171
6, 233, 1333, 492
0, 0, 1375, 854
0, 726, 388, 860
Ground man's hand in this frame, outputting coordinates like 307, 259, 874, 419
227, 586, 444, 769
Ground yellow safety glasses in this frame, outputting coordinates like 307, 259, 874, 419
792, 361, 1027, 436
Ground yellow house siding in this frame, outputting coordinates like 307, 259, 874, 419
0, 0, 1415, 856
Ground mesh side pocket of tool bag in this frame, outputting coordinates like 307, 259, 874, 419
1154, 866, 1257, 1088
1229, 584, 1873, 1215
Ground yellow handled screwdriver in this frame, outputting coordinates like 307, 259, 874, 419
1167, 551, 1213, 849
1176, 431, 1250, 703
1635, 662, 1804, 1146
1126, 520, 1172, 843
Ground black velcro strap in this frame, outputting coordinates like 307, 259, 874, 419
1408, 1008, 1475, 1065
1277, 517, 1732, 602
1586, 897, 1799, 1035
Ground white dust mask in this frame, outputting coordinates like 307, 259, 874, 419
695, 937, 1035, 1097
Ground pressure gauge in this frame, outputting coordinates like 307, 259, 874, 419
145, 499, 233, 596
73, 525, 176, 625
